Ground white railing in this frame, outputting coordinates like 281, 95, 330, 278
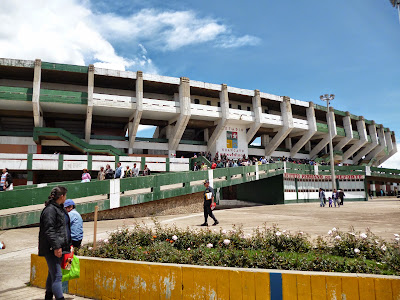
0, 154, 189, 172
142, 98, 179, 113
93, 93, 136, 108
190, 104, 221, 118
261, 113, 283, 126
292, 118, 309, 130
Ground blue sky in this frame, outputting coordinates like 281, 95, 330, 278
1, 0, 400, 165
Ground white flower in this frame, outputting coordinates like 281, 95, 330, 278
395, 238, 400, 241
349, 232, 356, 236
276, 231, 282, 236
172, 235, 178, 241
223, 239, 231, 245
221, 230, 227, 234
375, 240, 379, 244
360, 233, 367, 239
104, 239, 109, 243
335, 235, 341, 240
187, 247, 191, 251
328, 230, 332, 235
231, 229, 237, 233
88, 247, 93, 250
354, 248, 360, 254
332, 227, 337, 232
206, 243, 213, 248
394, 234, 399, 238
381, 245, 387, 251
299, 232, 304, 235
282, 230, 287, 233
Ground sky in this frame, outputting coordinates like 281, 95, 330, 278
1, 0, 400, 167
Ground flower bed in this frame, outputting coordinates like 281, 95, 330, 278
78, 221, 400, 276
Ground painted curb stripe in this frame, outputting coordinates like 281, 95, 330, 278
270, 273, 283, 300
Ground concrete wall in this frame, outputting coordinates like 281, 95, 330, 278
81, 191, 203, 222
30, 254, 400, 300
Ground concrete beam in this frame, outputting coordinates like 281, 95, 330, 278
341, 117, 368, 161
32, 59, 43, 127
85, 64, 94, 142
168, 77, 191, 150
208, 84, 230, 149
290, 102, 317, 157
334, 112, 353, 151
265, 96, 293, 156
377, 133, 397, 165
310, 107, 337, 159
353, 122, 379, 163
366, 125, 386, 162
128, 71, 143, 151
246, 90, 262, 143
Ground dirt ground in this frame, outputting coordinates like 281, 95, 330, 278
0, 197, 399, 298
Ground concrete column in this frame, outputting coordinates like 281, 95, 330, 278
305, 141, 311, 152
168, 77, 191, 150
290, 102, 317, 157
204, 128, 209, 142
128, 71, 144, 152
285, 137, 292, 150
342, 117, 368, 162
261, 135, 270, 147
334, 112, 353, 151
32, 59, 43, 127
208, 84, 230, 149
265, 96, 293, 156
353, 121, 379, 163
370, 181, 376, 197
246, 90, 262, 143
310, 107, 337, 159
85, 64, 94, 142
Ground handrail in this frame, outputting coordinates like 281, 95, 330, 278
33, 127, 126, 156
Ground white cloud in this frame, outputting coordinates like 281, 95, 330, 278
381, 143, 400, 169
93, 8, 260, 51
0, 1, 259, 72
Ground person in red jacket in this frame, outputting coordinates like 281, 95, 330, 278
211, 162, 217, 169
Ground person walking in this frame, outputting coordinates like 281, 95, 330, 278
38, 186, 71, 300
81, 169, 91, 183
338, 189, 345, 205
124, 166, 132, 178
332, 189, 340, 208
97, 166, 106, 181
132, 163, 139, 177
64, 199, 83, 249
0, 168, 13, 191
114, 162, 123, 179
319, 188, 325, 207
143, 164, 151, 176
104, 164, 114, 180
200, 180, 219, 226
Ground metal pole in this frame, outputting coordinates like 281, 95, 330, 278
326, 100, 336, 192
93, 205, 99, 250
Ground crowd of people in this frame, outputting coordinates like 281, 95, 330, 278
318, 188, 345, 208
81, 163, 151, 183
192, 152, 332, 171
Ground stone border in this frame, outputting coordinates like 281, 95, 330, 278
30, 254, 400, 299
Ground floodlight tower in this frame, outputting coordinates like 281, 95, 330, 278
320, 94, 336, 192
390, 0, 400, 22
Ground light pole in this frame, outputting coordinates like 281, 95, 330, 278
320, 94, 336, 192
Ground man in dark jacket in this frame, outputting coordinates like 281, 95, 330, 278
338, 189, 345, 205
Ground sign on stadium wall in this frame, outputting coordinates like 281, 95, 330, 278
284, 173, 365, 180
213, 124, 248, 159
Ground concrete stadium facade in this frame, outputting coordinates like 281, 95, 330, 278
0, 57, 396, 167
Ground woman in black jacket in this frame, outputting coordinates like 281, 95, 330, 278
38, 186, 71, 300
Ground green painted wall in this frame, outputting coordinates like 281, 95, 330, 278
41, 62, 88, 73
236, 174, 284, 205
0, 86, 33, 101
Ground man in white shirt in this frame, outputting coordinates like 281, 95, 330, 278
132, 163, 140, 177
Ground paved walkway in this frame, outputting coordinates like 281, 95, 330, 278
0, 197, 398, 299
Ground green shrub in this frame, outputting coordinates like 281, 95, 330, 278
77, 223, 400, 276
